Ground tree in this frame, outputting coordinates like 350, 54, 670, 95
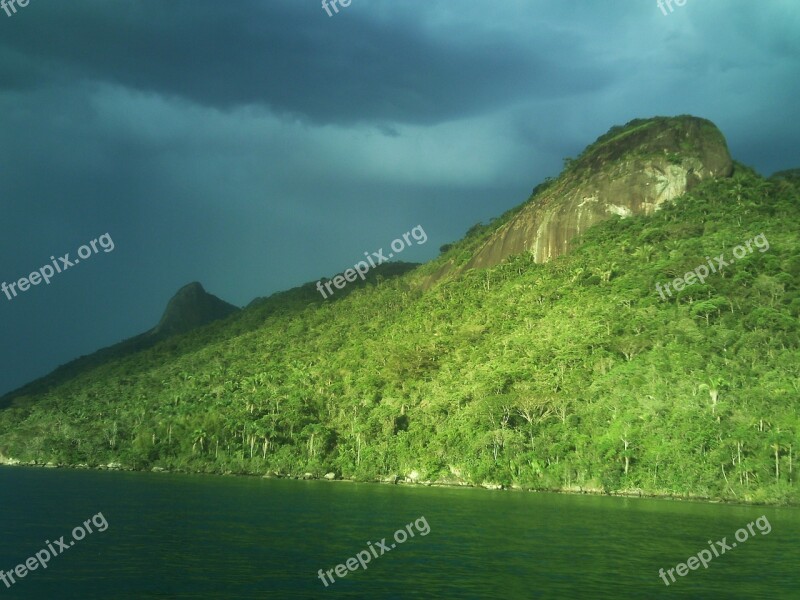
698, 376, 727, 416
691, 297, 728, 325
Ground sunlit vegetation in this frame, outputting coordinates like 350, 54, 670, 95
1, 166, 798, 505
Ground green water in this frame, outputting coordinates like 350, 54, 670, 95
0, 467, 797, 599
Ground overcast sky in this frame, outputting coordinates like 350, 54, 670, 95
1, 0, 798, 395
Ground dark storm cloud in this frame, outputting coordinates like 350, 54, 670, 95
0, 0, 799, 397
0, 0, 603, 126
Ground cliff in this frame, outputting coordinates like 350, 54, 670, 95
424, 116, 733, 287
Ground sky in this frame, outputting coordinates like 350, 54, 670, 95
0, 0, 798, 395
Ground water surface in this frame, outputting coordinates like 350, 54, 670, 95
0, 467, 797, 598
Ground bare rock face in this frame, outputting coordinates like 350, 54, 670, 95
427, 116, 733, 285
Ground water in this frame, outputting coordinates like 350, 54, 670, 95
0, 467, 797, 599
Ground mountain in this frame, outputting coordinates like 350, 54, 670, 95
423, 116, 733, 288
0, 282, 239, 407
151, 282, 239, 337
1, 116, 798, 506
1, 264, 421, 408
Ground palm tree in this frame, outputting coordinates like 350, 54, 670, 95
192, 428, 207, 454
592, 262, 617, 283
633, 244, 655, 264
698, 376, 727, 416
767, 429, 791, 483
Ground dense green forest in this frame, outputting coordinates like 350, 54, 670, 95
1, 162, 798, 505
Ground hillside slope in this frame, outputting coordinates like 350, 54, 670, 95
1, 118, 798, 506
0, 264, 420, 408
0, 282, 239, 407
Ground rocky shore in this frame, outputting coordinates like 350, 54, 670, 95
0, 454, 770, 505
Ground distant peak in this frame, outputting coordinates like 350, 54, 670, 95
153, 282, 238, 337
176, 282, 206, 295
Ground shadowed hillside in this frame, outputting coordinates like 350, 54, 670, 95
0, 283, 239, 407
0, 264, 419, 408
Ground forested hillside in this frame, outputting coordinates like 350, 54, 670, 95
0, 282, 240, 407
1, 134, 798, 505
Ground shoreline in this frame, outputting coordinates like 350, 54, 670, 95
0, 457, 791, 508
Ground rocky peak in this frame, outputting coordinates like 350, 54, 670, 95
425, 115, 733, 287
153, 282, 239, 336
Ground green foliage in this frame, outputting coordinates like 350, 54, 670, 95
0, 172, 799, 504
465, 222, 487, 239
531, 177, 555, 197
